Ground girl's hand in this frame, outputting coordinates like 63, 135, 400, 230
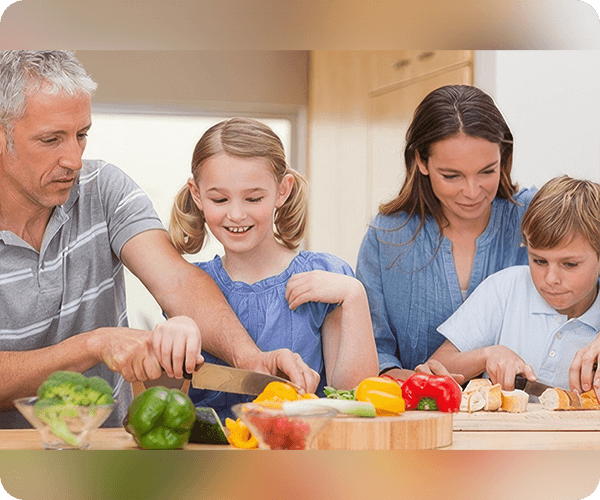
485, 345, 536, 390
285, 270, 361, 310
149, 316, 204, 379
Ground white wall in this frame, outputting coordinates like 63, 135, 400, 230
475, 51, 600, 189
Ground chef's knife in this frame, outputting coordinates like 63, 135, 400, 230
515, 363, 597, 397
188, 362, 303, 396
514, 375, 553, 397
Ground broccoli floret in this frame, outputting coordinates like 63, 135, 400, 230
34, 371, 115, 446
36, 371, 114, 406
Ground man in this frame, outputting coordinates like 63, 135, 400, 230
0, 50, 319, 427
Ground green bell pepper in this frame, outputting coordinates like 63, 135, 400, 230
124, 386, 196, 450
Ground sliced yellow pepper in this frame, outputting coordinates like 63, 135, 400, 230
355, 377, 405, 416
226, 418, 258, 449
253, 381, 300, 403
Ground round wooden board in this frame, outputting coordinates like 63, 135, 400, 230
310, 411, 453, 450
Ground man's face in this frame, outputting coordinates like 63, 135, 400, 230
528, 233, 600, 319
0, 90, 92, 213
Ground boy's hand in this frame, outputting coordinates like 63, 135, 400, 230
285, 270, 361, 311
485, 345, 537, 390
569, 337, 600, 397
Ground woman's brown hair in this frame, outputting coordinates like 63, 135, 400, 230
170, 117, 308, 254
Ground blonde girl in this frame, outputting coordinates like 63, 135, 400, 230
170, 117, 378, 418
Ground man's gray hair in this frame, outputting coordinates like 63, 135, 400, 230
0, 51, 97, 145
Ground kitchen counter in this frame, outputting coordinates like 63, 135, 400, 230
4, 403, 599, 450
2, 426, 600, 450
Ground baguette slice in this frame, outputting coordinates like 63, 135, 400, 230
581, 390, 600, 410
463, 378, 492, 394
500, 389, 529, 413
460, 391, 485, 413
479, 383, 502, 411
539, 388, 583, 410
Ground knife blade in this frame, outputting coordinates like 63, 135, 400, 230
188, 362, 303, 396
514, 375, 553, 397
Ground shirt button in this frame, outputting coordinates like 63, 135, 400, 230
556, 317, 563, 323
549, 350, 557, 358
557, 332, 563, 339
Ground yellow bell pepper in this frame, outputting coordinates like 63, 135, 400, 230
253, 381, 299, 403
355, 377, 405, 416
225, 418, 258, 449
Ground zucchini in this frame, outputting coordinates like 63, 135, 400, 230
282, 399, 376, 418
188, 407, 229, 445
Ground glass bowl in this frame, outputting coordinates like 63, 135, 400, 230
232, 402, 337, 450
13, 397, 114, 450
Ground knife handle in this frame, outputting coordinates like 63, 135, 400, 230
182, 364, 203, 380
514, 375, 528, 391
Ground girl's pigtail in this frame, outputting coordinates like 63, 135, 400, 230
169, 183, 207, 254
274, 169, 308, 250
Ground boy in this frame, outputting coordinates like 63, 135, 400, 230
427, 175, 600, 399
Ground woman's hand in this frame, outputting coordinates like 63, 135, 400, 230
485, 345, 536, 390
414, 359, 466, 385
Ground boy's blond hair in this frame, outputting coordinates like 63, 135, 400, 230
521, 175, 600, 257
170, 117, 308, 254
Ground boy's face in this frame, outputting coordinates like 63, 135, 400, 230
528, 233, 600, 319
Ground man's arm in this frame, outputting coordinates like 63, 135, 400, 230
0, 326, 161, 410
120, 229, 319, 391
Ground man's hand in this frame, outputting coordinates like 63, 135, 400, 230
569, 336, 600, 397
92, 327, 162, 382
240, 349, 320, 394
485, 345, 536, 390
149, 316, 204, 379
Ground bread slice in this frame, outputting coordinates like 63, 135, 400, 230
463, 378, 492, 394
460, 391, 485, 413
500, 389, 529, 413
479, 383, 502, 411
539, 388, 583, 410
580, 389, 600, 410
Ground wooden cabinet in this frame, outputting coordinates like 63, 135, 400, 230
370, 50, 472, 91
307, 51, 473, 266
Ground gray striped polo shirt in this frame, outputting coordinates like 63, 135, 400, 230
0, 160, 164, 428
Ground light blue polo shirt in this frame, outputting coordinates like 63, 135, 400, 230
438, 265, 600, 390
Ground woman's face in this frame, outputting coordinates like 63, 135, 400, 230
417, 133, 501, 228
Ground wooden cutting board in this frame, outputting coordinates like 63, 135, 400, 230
454, 403, 600, 431
310, 411, 453, 450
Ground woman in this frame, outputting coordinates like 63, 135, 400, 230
356, 85, 536, 381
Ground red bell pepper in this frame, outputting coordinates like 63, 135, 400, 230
401, 373, 461, 413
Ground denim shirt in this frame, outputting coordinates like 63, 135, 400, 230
356, 188, 536, 372
188, 251, 355, 421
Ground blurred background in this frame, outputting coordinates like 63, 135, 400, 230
76, 50, 600, 330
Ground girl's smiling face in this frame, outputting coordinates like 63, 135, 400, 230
188, 154, 292, 257
528, 232, 600, 319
